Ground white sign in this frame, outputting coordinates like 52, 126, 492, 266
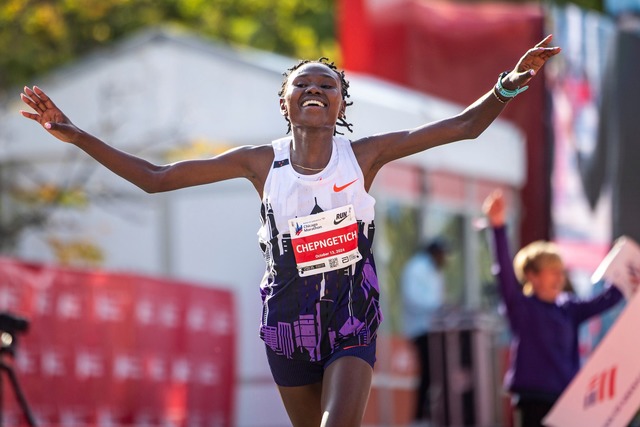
591, 236, 640, 299
543, 237, 640, 427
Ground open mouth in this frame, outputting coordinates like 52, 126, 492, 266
302, 99, 326, 107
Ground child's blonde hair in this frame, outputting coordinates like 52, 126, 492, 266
513, 240, 563, 295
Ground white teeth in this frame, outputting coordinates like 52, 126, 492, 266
302, 100, 325, 107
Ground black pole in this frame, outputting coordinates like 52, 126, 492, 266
0, 357, 37, 427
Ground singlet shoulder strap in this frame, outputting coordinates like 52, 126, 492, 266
333, 135, 362, 175
333, 135, 354, 157
271, 137, 291, 169
333, 134, 351, 147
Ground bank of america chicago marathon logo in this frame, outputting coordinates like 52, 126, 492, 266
294, 208, 352, 236
584, 366, 617, 409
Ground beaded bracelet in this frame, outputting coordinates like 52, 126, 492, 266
492, 87, 508, 104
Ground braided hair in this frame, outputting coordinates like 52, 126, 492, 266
278, 57, 354, 135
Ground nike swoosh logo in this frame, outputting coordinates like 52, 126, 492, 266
333, 179, 358, 192
334, 216, 348, 225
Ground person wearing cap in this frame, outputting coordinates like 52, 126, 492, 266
401, 238, 450, 426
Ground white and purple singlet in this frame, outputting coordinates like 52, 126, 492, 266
257, 135, 383, 362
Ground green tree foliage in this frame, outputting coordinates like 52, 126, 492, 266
382, 204, 421, 333
0, 0, 336, 262
548, 0, 604, 12
0, 0, 337, 91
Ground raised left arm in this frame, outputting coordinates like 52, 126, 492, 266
354, 35, 561, 187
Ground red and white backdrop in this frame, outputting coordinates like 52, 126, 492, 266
0, 257, 235, 427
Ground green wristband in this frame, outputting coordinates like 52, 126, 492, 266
496, 71, 528, 98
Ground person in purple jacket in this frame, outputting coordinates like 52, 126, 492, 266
482, 190, 624, 427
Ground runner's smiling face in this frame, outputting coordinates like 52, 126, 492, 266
280, 63, 344, 131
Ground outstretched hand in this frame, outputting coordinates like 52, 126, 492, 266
482, 189, 506, 228
20, 86, 81, 144
504, 34, 561, 90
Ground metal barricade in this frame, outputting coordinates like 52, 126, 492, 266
427, 310, 501, 427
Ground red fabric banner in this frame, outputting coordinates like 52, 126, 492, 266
0, 257, 235, 427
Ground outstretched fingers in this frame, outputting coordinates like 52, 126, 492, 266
21, 87, 44, 115
512, 40, 561, 85
21, 86, 57, 115
32, 86, 57, 109
534, 34, 561, 60
19, 109, 40, 122
535, 34, 554, 48
18, 87, 77, 143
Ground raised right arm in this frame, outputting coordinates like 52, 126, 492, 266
20, 86, 272, 195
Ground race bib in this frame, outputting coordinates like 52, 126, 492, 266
288, 205, 362, 277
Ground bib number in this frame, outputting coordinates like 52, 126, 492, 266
288, 205, 362, 277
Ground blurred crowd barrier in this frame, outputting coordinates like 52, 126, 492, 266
0, 257, 236, 427
364, 311, 504, 427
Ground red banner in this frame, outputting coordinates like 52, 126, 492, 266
0, 257, 235, 427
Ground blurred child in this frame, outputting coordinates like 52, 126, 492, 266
482, 190, 624, 427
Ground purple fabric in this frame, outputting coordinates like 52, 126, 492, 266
259, 204, 382, 363
265, 340, 377, 387
491, 226, 624, 400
